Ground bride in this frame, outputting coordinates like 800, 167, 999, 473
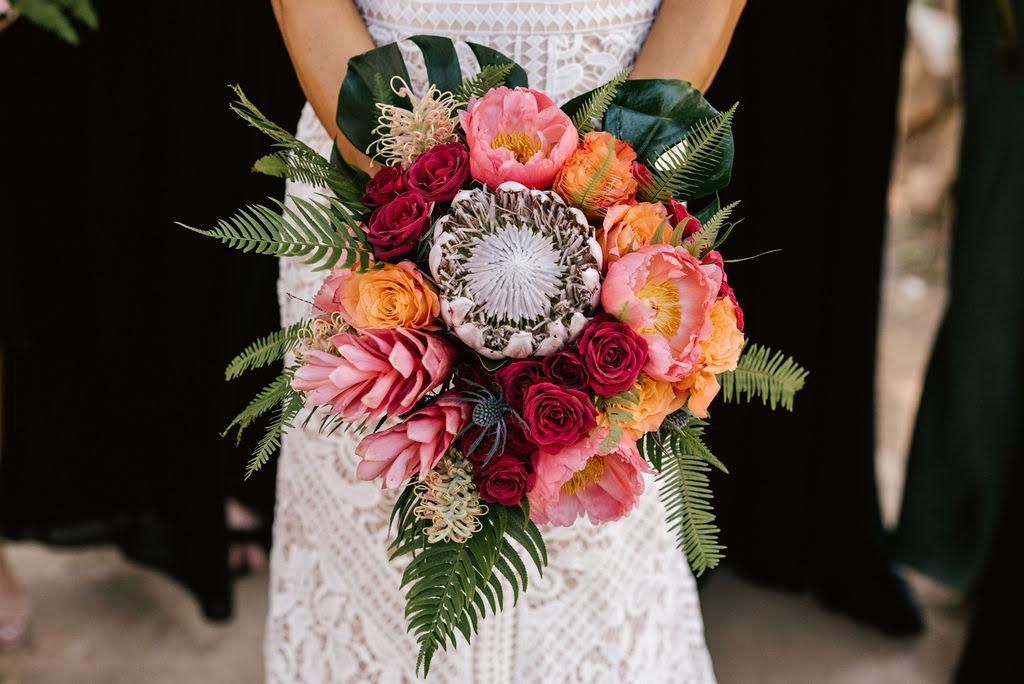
267, 1, 745, 681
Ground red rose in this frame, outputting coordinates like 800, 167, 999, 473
495, 360, 545, 411
702, 250, 745, 331
405, 142, 470, 203
361, 164, 405, 207
474, 453, 533, 506
667, 199, 702, 237
578, 314, 648, 396
631, 160, 654, 195
365, 191, 430, 260
542, 349, 589, 391
522, 382, 598, 448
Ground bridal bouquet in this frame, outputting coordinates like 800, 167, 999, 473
184, 36, 806, 675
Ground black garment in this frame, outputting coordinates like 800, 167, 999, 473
706, 2, 919, 631
0, 2, 303, 619
895, 0, 1024, 593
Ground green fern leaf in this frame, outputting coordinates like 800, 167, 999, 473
225, 321, 307, 381
223, 367, 297, 442
720, 343, 809, 411
571, 68, 630, 137
687, 200, 740, 254
639, 102, 738, 202
456, 63, 516, 101
244, 389, 304, 479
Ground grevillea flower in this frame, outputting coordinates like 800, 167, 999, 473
371, 79, 460, 168
528, 431, 651, 526
429, 182, 602, 358
596, 202, 671, 271
413, 452, 487, 543
553, 131, 638, 219
315, 261, 440, 330
355, 395, 470, 488
600, 244, 722, 382
290, 328, 455, 420
459, 87, 577, 190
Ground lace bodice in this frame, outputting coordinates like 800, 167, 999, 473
266, 2, 717, 682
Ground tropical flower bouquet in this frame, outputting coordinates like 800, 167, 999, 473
183, 36, 807, 675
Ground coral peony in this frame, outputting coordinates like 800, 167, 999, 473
291, 328, 455, 420
522, 382, 598, 448
355, 395, 469, 488
459, 87, 577, 190
553, 131, 638, 219
315, 261, 440, 330
596, 201, 670, 271
601, 244, 722, 382
528, 432, 651, 526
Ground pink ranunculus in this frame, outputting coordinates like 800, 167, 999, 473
601, 244, 722, 383
528, 432, 651, 526
355, 395, 470, 488
291, 328, 455, 420
365, 190, 431, 260
459, 86, 578, 190
702, 250, 745, 331
404, 142, 470, 203
361, 164, 406, 207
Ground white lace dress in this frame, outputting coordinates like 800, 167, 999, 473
267, 1, 717, 682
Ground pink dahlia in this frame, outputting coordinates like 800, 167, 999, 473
459, 86, 577, 190
355, 395, 470, 489
290, 328, 455, 420
528, 432, 651, 526
600, 244, 722, 382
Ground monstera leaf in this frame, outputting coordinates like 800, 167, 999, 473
563, 79, 734, 200
337, 36, 528, 160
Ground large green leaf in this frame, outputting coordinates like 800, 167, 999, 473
408, 35, 464, 93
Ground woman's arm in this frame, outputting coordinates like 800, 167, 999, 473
631, 0, 746, 93
272, 0, 376, 169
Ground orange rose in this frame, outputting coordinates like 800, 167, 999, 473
700, 297, 745, 373
338, 261, 440, 330
552, 131, 637, 219
680, 368, 720, 419
596, 202, 670, 271
615, 373, 689, 437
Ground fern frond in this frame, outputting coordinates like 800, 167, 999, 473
223, 367, 297, 442
244, 389, 304, 479
571, 68, 631, 137
456, 63, 516, 101
720, 343, 809, 411
687, 200, 740, 254
225, 321, 307, 381
177, 194, 373, 272
639, 102, 738, 202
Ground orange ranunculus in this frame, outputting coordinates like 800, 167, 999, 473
325, 261, 440, 330
552, 131, 637, 219
616, 373, 689, 438
700, 297, 745, 374
596, 202, 670, 271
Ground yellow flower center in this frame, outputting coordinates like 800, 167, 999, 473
636, 279, 682, 337
561, 456, 606, 496
492, 131, 543, 164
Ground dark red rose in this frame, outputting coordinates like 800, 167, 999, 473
405, 142, 470, 203
474, 453, 533, 506
522, 382, 598, 448
495, 360, 544, 411
667, 199, 702, 237
702, 250, 745, 331
361, 164, 405, 207
631, 160, 654, 194
578, 314, 648, 396
365, 191, 430, 260
542, 349, 589, 390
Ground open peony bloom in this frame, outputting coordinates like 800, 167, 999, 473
314, 261, 440, 330
601, 244, 722, 383
459, 87, 577, 190
528, 432, 651, 526
355, 395, 469, 488
291, 328, 456, 420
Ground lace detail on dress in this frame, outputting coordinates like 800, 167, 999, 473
267, 2, 717, 682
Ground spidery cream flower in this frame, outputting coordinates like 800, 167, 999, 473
414, 451, 487, 544
371, 77, 460, 168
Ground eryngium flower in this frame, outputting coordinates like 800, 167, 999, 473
429, 182, 603, 359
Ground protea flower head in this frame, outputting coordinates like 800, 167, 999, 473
429, 181, 603, 359
371, 77, 460, 168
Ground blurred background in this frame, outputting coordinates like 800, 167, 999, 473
0, 0, 1013, 681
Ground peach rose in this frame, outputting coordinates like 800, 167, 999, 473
315, 262, 440, 330
700, 297, 745, 374
553, 131, 637, 219
615, 373, 689, 437
680, 368, 720, 419
596, 202, 670, 271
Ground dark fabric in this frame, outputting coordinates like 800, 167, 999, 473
0, 2, 303, 619
706, 1, 908, 590
895, 0, 1024, 592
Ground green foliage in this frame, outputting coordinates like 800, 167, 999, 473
570, 68, 630, 137
14, 0, 97, 44
244, 390, 305, 480
687, 200, 741, 255
639, 103, 738, 202
391, 494, 546, 677
720, 343, 809, 411
456, 63, 516, 101
177, 194, 374, 272
594, 386, 641, 453
223, 367, 297, 443
225, 321, 307, 381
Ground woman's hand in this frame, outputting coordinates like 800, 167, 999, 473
632, 0, 746, 93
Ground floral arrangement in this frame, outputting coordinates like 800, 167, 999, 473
183, 37, 807, 675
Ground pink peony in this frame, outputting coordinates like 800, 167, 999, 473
600, 244, 722, 382
459, 86, 577, 190
291, 328, 455, 420
528, 432, 651, 526
355, 395, 470, 488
